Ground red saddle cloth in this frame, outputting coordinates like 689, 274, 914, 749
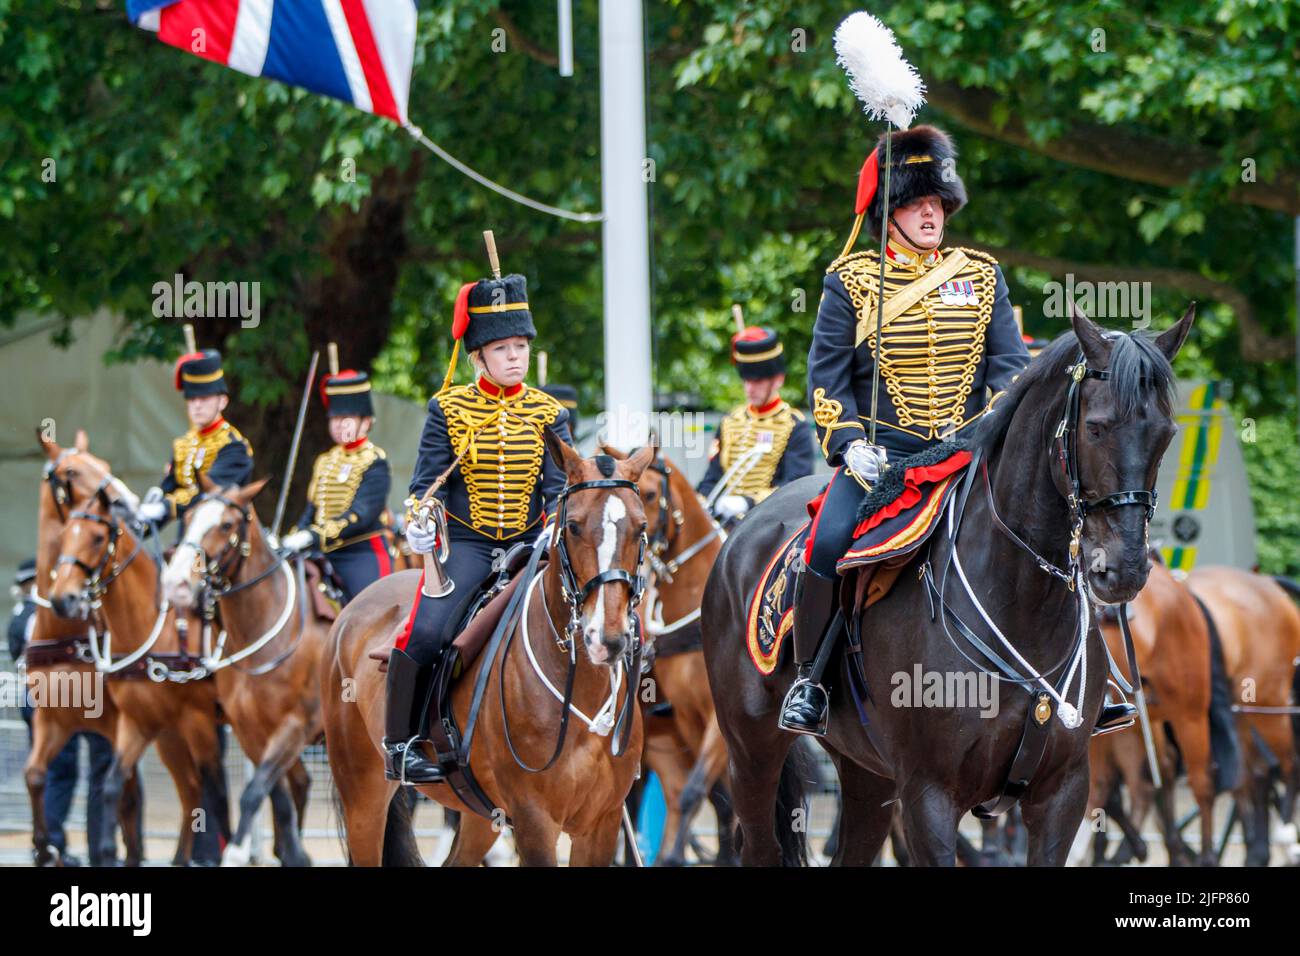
834, 447, 971, 572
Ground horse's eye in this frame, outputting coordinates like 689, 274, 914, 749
91, 533, 105, 547
567, 520, 582, 537
1085, 422, 1106, 441
220, 521, 233, 532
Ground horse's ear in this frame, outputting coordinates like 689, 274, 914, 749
231, 476, 271, 506
1068, 299, 1110, 369
38, 430, 61, 462
74, 429, 89, 453
545, 427, 585, 480
198, 471, 219, 495
622, 440, 659, 483
598, 442, 629, 461
1155, 302, 1195, 362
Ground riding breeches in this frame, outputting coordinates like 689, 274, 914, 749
395, 531, 531, 667
328, 536, 394, 604
804, 467, 868, 579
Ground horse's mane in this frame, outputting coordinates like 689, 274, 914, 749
968, 326, 1177, 458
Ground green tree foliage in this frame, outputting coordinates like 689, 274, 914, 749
1, 0, 1294, 565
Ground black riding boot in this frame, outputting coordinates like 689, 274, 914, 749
778, 568, 838, 737
1093, 691, 1138, 736
383, 648, 445, 784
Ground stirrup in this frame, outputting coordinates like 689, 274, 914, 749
778, 676, 829, 737
1091, 701, 1138, 737
385, 735, 444, 784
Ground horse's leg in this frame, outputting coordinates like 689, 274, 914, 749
666, 716, 731, 866
708, 780, 739, 866
176, 702, 228, 864
897, 781, 961, 866
829, 754, 895, 867
266, 778, 311, 867
645, 729, 692, 867
98, 723, 154, 866
568, 808, 624, 867
725, 717, 794, 867
1020, 761, 1091, 867
24, 713, 72, 866
286, 757, 311, 832
510, 805, 562, 867
224, 721, 310, 867
1169, 714, 1217, 866
442, 811, 499, 868
116, 764, 145, 867
151, 727, 204, 866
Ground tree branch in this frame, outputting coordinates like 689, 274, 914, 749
928, 80, 1300, 217
493, 9, 559, 68
949, 232, 1294, 362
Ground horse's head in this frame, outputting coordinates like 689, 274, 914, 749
163, 475, 270, 609
46, 475, 122, 621
38, 428, 137, 519
598, 441, 677, 555
546, 431, 655, 665
1061, 303, 1195, 604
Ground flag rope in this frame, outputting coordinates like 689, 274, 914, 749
404, 123, 603, 223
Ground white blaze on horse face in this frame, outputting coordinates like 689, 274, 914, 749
163, 498, 225, 602
584, 494, 627, 660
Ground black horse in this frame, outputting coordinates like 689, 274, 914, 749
702, 305, 1196, 866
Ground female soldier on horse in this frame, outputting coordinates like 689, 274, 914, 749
280, 368, 395, 603
780, 124, 1133, 737
384, 271, 573, 783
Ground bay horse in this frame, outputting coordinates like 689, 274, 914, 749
1187, 566, 1300, 865
161, 475, 330, 867
703, 305, 1195, 865
1086, 559, 1223, 866
323, 436, 655, 866
26, 431, 144, 865
41, 439, 233, 866
603, 444, 736, 865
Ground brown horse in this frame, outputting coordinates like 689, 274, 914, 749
25, 431, 144, 865
604, 445, 735, 865
41, 440, 231, 866
1086, 560, 1221, 865
1187, 566, 1300, 866
161, 475, 330, 866
323, 437, 654, 866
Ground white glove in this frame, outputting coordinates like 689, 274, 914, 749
281, 529, 314, 552
714, 494, 751, 521
844, 440, 888, 483
405, 520, 438, 555
138, 487, 167, 522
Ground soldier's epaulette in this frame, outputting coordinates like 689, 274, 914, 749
949, 246, 1000, 268
825, 248, 880, 276
370, 444, 387, 460
790, 407, 806, 422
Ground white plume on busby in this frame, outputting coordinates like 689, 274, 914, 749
833, 11, 925, 130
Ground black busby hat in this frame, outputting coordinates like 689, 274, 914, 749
541, 383, 579, 435
173, 349, 228, 398
15, 558, 37, 587
853, 125, 967, 244
731, 327, 786, 380
320, 370, 374, 418
457, 274, 537, 353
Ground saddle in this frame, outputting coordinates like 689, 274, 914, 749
369, 541, 536, 677
303, 558, 342, 623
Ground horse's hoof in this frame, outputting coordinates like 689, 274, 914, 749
221, 843, 251, 867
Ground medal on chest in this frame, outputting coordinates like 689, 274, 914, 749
193, 446, 206, 471
335, 463, 353, 483
753, 429, 775, 452
936, 279, 978, 307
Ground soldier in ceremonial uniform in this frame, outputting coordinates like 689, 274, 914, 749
697, 325, 814, 522
780, 125, 1036, 736
280, 370, 394, 603
384, 272, 573, 783
136, 349, 253, 529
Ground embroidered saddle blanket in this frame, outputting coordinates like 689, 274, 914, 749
835, 441, 971, 572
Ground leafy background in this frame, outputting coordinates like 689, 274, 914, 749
1, 0, 1296, 571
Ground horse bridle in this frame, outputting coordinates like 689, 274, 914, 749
643, 453, 722, 582
179, 492, 258, 597
551, 477, 649, 643
987, 353, 1160, 587
57, 484, 147, 602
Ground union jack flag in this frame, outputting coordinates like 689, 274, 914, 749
126, 0, 417, 124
